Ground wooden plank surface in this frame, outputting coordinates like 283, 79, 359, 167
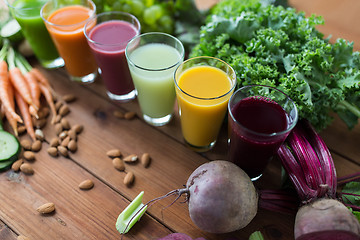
0, 0, 360, 240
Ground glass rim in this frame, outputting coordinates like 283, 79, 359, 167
125, 32, 185, 72
84, 11, 141, 47
228, 84, 299, 137
40, 0, 96, 28
5, 0, 40, 10
174, 56, 237, 101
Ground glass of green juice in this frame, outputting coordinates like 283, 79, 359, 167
125, 32, 185, 126
6, 0, 64, 69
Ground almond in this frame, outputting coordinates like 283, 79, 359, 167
47, 147, 58, 157
55, 123, 63, 135
79, 179, 94, 190
61, 136, 70, 147
123, 154, 138, 163
106, 149, 121, 158
38, 106, 50, 119
59, 105, 70, 117
31, 140, 42, 152
113, 110, 124, 119
124, 171, 134, 187
63, 94, 76, 103
20, 139, 32, 150
61, 118, 71, 130
124, 111, 136, 120
34, 118, 47, 129
17, 125, 26, 135
23, 151, 35, 161
59, 131, 68, 140
50, 137, 60, 147
58, 146, 68, 157
37, 202, 55, 214
12, 159, 24, 172
55, 101, 63, 112
20, 163, 34, 175
112, 158, 125, 171
140, 153, 151, 168
54, 114, 62, 124
68, 140, 77, 152
35, 129, 44, 141
68, 129, 77, 141
72, 124, 83, 134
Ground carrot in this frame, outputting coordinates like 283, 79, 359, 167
24, 71, 41, 118
4, 84, 19, 136
14, 90, 36, 141
0, 60, 23, 125
30, 68, 55, 94
9, 67, 37, 111
39, 83, 57, 124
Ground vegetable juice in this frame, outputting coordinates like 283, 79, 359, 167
87, 20, 138, 97
45, 5, 97, 77
176, 65, 234, 147
10, 0, 60, 66
228, 96, 289, 179
128, 43, 182, 118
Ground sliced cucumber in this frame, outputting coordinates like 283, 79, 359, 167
0, 19, 24, 43
0, 131, 21, 163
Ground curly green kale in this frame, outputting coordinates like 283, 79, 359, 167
190, 0, 360, 131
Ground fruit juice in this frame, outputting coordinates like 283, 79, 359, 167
45, 5, 97, 77
10, 0, 60, 64
88, 20, 138, 96
176, 65, 234, 147
128, 43, 182, 118
228, 96, 289, 179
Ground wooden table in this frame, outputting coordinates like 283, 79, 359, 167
1, 1, 360, 239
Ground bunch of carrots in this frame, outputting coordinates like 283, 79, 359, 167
0, 40, 57, 141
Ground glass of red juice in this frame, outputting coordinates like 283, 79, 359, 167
228, 85, 298, 181
84, 11, 140, 101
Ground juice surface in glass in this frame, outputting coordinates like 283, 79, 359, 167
88, 20, 138, 96
228, 96, 289, 179
45, 5, 97, 77
176, 65, 234, 147
128, 43, 182, 118
10, 0, 60, 64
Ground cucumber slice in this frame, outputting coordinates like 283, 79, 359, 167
0, 131, 21, 162
0, 19, 24, 43
0, 159, 15, 171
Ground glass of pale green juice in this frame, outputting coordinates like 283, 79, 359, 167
125, 32, 185, 126
6, 0, 64, 69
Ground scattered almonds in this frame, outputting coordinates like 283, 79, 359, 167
68, 129, 77, 141
72, 124, 83, 134
54, 114, 62, 124
17, 125, 26, 135
112, 158, 125, 171
61, 118, 70, 130
55, 101, 63, 112
47, 147, 58, 157
141, 153, 151, 168
31, 140, 42, 152
113, 110, 124, 119
50, 138, 60, 147
20, 163, 34, 175
20, 139, 32, 150
79, 179, 94, 190
124, 111, 136, 120
106, 149, 122, 158
63, 94, 76, 103
12, 159, 24, 172
23, 151, 35, 161
123, 154, 138, 163
37, 202, 55, 214
55, 123, 63, 135
61, 136, 70, 148
59, 131, 68, 140
124, 171, 134, 187
34, 118, 47, 129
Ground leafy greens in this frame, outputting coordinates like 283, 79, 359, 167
190, 0, 360, 131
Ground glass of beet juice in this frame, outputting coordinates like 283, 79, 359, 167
84, 11, 140, 101
228, 85, 298, 181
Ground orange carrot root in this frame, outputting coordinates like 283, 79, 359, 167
24, 71, 41, 119
39, 83, 57, 124
14, 90, 36, 141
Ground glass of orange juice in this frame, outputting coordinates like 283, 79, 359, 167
41, 0, 98, 83
174, 56, 236, 152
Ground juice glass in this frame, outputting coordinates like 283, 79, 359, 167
41, 0, 98, 83
228, 85, 298, 181
174, 56, 236, 152
85, 11, 140, 102
126, 32, 184, 126
6, 0, 64, 69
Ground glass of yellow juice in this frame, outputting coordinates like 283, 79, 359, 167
174, 56, 236, 152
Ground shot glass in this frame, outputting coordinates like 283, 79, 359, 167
228, 85, 298, 181
174, 56, 236, 152
126, 32, 185, 126
85, 11, 140, 102
6, 0, 64, 69
41, 0, 98, 83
